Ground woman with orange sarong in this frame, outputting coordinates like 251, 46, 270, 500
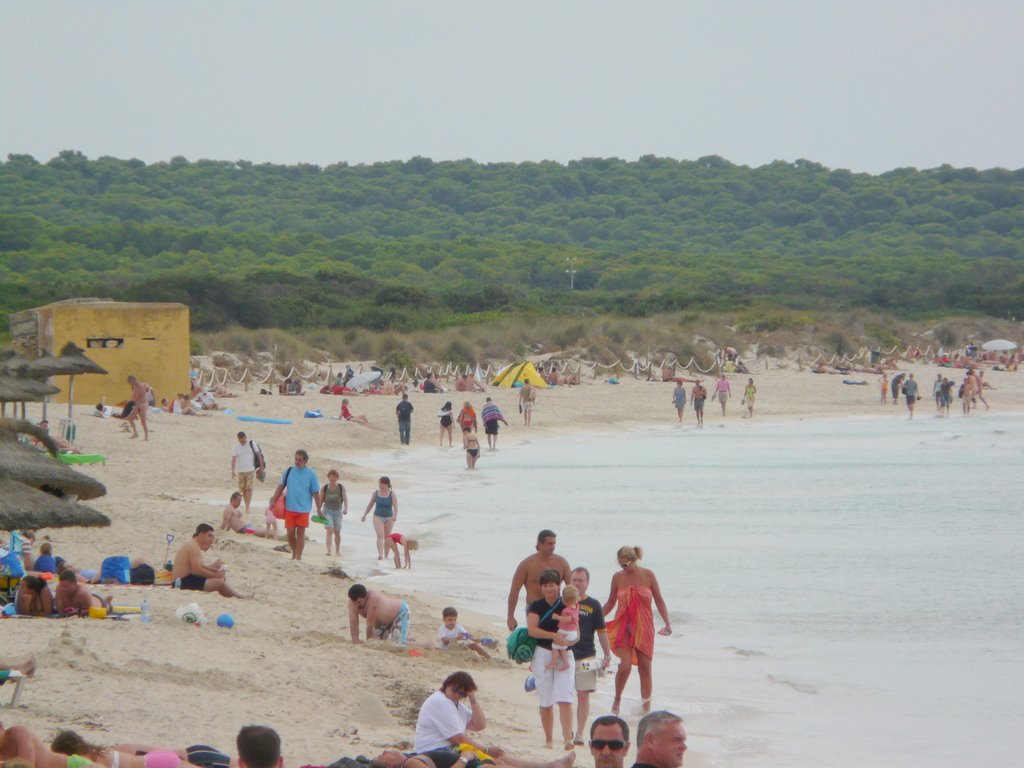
602, 545, 672, 715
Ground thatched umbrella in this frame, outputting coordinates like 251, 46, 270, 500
0, 353, 63, 419
0, 440, 107, 501
0, 478, 110, 530
0, 372, 61, 419
52, 342, 108, 420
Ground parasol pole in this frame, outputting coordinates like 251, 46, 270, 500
67, 374, 76, 421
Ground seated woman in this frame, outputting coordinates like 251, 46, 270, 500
15, 575, 55, 616
31, 542, 58, 574
51, 731, 191, 768
412, 671, 491, 754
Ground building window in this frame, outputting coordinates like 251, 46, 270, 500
87, 338, 124, 349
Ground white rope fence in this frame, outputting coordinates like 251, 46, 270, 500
194, 342, 985, 390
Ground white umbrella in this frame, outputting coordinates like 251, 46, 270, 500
981, 339, 1018, 352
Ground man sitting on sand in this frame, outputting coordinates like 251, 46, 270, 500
55, 569, 112, 616
172, 524, 248, 598
221, 492, 279, 539
347, 583, 411, 644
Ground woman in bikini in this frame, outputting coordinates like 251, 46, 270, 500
51, 731, 191, 768
602, 545, 672, 715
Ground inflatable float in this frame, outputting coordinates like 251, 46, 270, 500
236, 415, 292, 425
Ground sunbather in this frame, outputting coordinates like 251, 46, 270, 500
51, 731, 192, 768
14, 575, 54, 616
54, 570, 111, 616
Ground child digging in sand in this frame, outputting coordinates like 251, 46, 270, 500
436, 606, 490, 659
548, 584, 580, 671
384, 532, 418, 569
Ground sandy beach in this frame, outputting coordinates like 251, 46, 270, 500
4, 358, 1022, 767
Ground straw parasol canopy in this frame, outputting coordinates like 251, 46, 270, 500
0, 419, 106, 501
0, 440, 107, 501
53, 342, 108, 420
0, 419, 109, 530
0, 370, 62, 418
0, 374, 61, 403
0, 478, 110, 530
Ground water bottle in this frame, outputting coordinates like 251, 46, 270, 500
174, 578, 182, 589
140, 598, 152, 624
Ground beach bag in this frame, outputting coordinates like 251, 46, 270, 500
271, 467, 291, 519
251, 441, 266, 481
100, 556, 131, 584
506, 601, 560, 664
130, 563, 156, 585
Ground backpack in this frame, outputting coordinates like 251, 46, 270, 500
506, 600, 560, 664
250, 440, 266, 481
130, 563, 156, 585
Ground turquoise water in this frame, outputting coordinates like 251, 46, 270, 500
361, 412, 1024, 767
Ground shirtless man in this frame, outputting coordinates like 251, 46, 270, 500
55, 569, 111, 616
221, 492, 279, 539
347, 583, 411, 644
506, 529, 572, 630
126, 375, 149, 440
172, 524, 247, 598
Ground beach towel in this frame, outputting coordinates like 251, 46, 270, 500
605, 586, 655, 664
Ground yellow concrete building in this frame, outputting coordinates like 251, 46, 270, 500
9, 299, 190, 407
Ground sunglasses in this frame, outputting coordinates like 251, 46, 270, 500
590, 740, 626, 751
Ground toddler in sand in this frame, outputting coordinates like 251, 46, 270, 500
549, 585, 580, 671
436, 606, 490, 658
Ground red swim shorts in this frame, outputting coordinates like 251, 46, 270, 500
284, 511, 310, 529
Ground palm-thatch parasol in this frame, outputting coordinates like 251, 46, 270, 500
0, 478, 110, 530
0, 419, 109, 531
0, 440, 107, 501
0, 371, 61, 419
52, 342, 108, 420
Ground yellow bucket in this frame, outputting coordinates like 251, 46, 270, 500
88, 606, 107, 619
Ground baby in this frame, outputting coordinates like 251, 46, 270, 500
549, 584, 580, 671
436, 606, 490, 659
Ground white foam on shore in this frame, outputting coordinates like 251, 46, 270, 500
342, 413, 1024, 768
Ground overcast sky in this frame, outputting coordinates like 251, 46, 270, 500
2, 1, 1021, 174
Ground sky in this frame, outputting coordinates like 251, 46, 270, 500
2, 0, 1022, 174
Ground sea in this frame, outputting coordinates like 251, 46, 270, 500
335, 411, 1023, 768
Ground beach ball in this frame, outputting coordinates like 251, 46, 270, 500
216, 613, 235, 629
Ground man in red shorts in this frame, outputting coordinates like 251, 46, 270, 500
268, 449, 321, 561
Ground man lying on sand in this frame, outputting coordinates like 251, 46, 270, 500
55, 570, 112, 616
172, 524, 249, 598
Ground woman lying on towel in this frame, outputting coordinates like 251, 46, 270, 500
51, 731, 195, 768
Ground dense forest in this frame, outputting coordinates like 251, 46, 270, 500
1, 151, 1023, 332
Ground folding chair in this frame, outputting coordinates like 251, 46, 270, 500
0, 670, 27, 708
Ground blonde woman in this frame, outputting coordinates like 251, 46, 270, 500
602, 545, 672, 715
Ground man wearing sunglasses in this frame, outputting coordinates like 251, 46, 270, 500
589, 716, 630, 768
